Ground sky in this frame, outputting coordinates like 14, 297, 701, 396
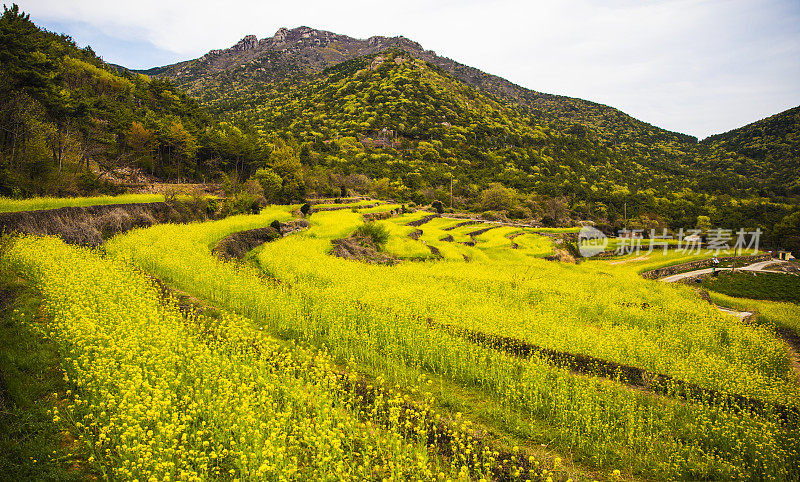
19, 0, 800, 139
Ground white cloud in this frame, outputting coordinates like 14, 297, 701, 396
22, 0, 800, 138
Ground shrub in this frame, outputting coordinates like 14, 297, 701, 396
205, 198, 219, 217
540, 215, 557, 227
353, 222, 390, 250
187, 189, 212, 218
254, 168, 282, 203
508, 206, 532, 219
219, 192, 261, 217
300, 203, 312, 216
563, 240, 582, 261
163, 185, 185, 204
431, 200, 444, 214
481, 211, 507, 222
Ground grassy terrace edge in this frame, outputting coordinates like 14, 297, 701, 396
0, 194, 166, 213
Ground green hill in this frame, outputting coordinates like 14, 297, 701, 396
145, 26, 699, 151
0, 4, 208, 196
220, 50, 694, 201
699, 106, 800, 196
150, 41, 797, 237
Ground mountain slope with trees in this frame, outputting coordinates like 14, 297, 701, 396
0, 5, 310, 207
699, 106, 800, 196
2, 12, 798, 247
143, 27, 800, 203
144, 26, 699, 151
149, 42, 798, 243
0, 4, 210, 195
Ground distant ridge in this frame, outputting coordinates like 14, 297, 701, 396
140, 26, 698, 148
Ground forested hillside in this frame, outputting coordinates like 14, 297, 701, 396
147, 26, 700, 153
158, 39, 798, 242
222, 51, 697, 208
0, 5, 303, 200
2, 11, 798, 247
142, 27, 799, 237
0, 5, 214, 195
700, 106, 800, 196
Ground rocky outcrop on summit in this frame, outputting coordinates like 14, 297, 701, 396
232, 35, 258, 51
140, 27, 441, 95
273, 27, 288, 45
141, 27, 360, 87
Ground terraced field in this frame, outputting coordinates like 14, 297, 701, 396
385, 216, 555, 262
2, 199, 798, 481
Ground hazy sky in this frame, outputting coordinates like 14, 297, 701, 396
20, 0, 800, 139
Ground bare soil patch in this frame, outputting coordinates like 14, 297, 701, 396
608, 255, 650, 265
331, 236, 398, 265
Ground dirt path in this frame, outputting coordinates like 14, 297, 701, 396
608, 255, 650, 265
660, 260, 792, 283
720, 306, 800, 383
715, 305, 753, 320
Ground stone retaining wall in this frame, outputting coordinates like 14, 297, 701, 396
362, 209, 400, 222
213, 219, 310, 260
0, 201, 211, 246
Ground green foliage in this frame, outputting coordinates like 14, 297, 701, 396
701, 106, 800, 196
219, 192, 261, 217
254, 168, 282, 202
702, 271, 800, 303
353, 222, 390, 249
270, 219, 282, 231
696, 215, 712, 233
773, 211, 800, 252
218, 173, 262, 216
0, 5, 217, 195
480, 182, 519, 214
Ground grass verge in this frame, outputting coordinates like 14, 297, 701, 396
0, 264, 92, 480
702, 271, 800, 303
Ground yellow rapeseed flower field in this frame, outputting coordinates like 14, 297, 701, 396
100, 207, 800, 480
4, 234, 503, 480
5, 202, 799, 481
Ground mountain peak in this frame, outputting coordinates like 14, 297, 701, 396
273, 27, 289, 44
272, 26, 342, 46
232, 34, 258, 52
